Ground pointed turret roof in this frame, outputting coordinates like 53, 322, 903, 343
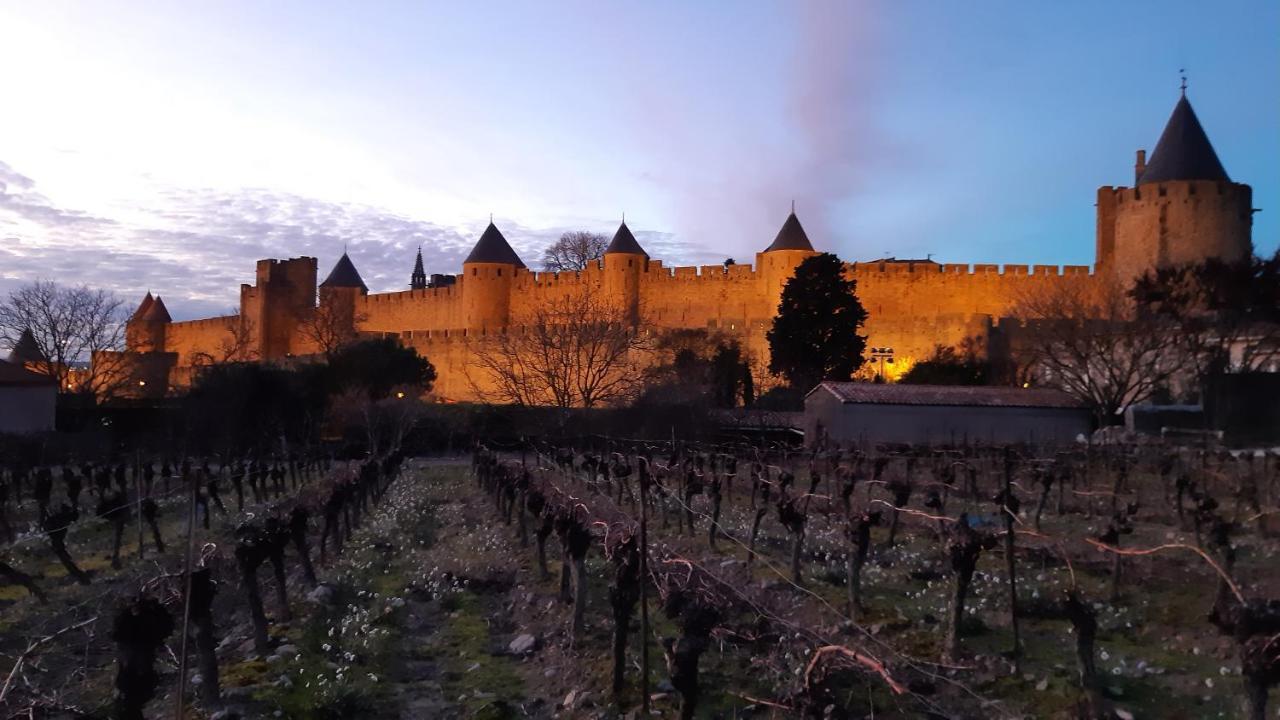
132, 292, 154, 320
604, 221, 647, 256
764, 211, 814, 252
463, 222, 525, 267
1138, 95, 1229, 185
321, 252, 369, 292
141, 295, 172, 323
8, 328, 46, 365
410, 247, 427, 290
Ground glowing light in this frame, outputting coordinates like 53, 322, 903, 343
1022, 382, 1030, 388
138, 380, 146, 386
395, 391, 405, 399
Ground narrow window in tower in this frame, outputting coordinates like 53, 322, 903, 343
472, 268, 477, 276
497, 268, 502, 276
1158, 186, 1167, 197
1188, 184, 1196, 196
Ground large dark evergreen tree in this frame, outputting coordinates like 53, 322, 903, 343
766, 253, 867, 391
326, 338, 437, 399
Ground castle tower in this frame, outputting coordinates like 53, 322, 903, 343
461, 221, 523, 333
602, 220, 647, 324
7, 328, 47, 370
126, 293, 171, 352
315, 252, 368, 350
757, 210, 819, 311
242, 257, 319, 359
1096, 92, 1253, 284
410, 247, 427, 290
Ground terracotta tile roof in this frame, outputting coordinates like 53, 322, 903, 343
0, 359, 57, 387
811, 382, 1085, 409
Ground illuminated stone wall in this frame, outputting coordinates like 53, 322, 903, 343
112, 176, 1252, 402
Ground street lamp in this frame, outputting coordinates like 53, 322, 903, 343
869, 346, 895, 381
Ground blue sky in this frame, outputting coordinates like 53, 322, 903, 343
0, 1, 1276, 320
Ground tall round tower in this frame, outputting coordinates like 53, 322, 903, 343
125, 292, 172, 352
757, 210, 819, 312
602, 220, 647, 324
461, 221, 523, 333
316, 252, 368, 353
1097, 93, 1253, 284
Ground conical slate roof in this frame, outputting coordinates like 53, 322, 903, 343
412, 248, 426, 276
141, 295, 172, 323
463, 222, 525, 267
604, 221, 647, 256
321, 253, 369, 292
8, 328, 46, 364
764, 211, 814, 252
132, 292, 155, 320
1138, 95, 1229, 185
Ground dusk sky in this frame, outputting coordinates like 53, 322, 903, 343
1, 1, 1276, 321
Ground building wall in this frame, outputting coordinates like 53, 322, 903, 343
0, 385, 56, 433
804, 392, 1092, 447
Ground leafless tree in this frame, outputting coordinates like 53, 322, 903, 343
542, 231, 608, 273
1010, 278, 1187, 423
330, 387, 423, 456
190, 311, 258, 366
299, 301, 366, 359
469, 289, 650, 407
1131, 252, 1280, 387
0, 280, 126, 394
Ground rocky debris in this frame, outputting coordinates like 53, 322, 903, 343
306, 584, 336, 605
508, 633, 538, 655
561, 689, 591, 710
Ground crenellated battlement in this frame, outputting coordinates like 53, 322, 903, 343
167, 315, 238, 330
847, 262, 1093, 278
362, 282, 463, 305
1102, 179, 1247, 206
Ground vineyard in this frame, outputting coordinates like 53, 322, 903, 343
0, 437, 1278, 719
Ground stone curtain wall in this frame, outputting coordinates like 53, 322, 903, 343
120, 249, 1106, 402
116, 175, 1250, 402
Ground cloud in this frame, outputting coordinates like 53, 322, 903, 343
0, 160, 722, 321
632, 2, 886, 259
0, 160, 111, 229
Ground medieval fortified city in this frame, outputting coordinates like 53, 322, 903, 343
0, 3, 1277, 719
